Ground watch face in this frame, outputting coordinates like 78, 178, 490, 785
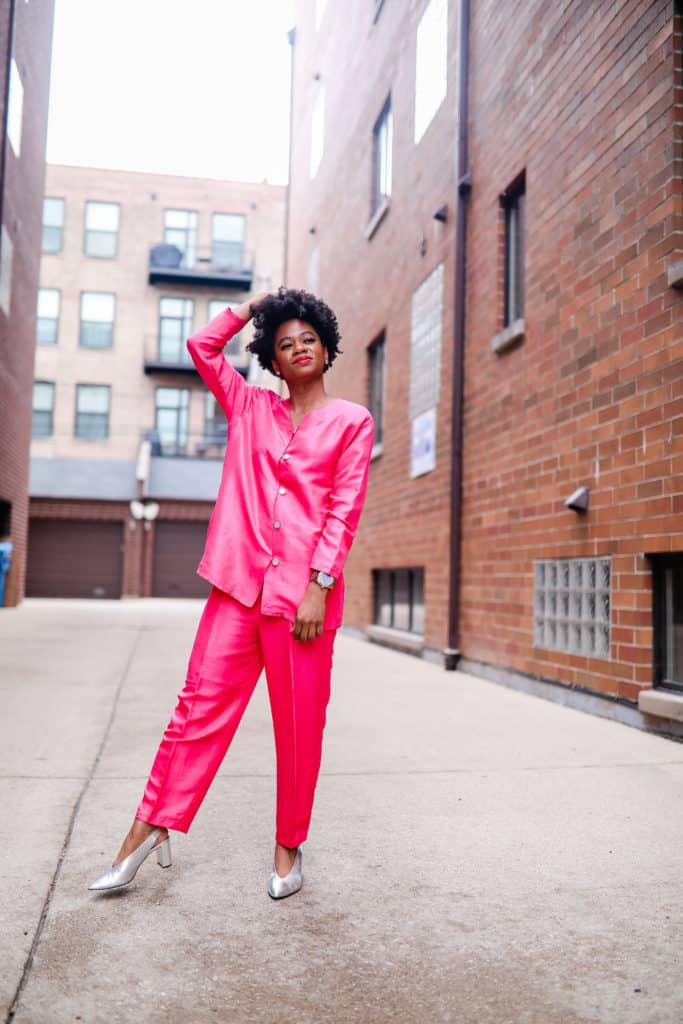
317, 572, 335, 587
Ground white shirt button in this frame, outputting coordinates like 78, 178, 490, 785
283, 453, 291, 460
272, 556, 280, 566
273, 521, 281, 529
279, 486, 286, 495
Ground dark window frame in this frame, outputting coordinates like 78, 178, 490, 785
83, 200, 120, 260
371, 95, 393, 216
651, 553, 683, 694
79, 290, 116, 350
158, 296, 194, 365
500, 170, 526, 327
155, 386, 190, 456
75, 383, 111, 441
367, 331, 385, 448
42, 197, 65, 255
32, 380, 55, 438
163, 207, 198, 269
211, 212, 246, 271
36, 287, 61, 346
372, 567, 425, 634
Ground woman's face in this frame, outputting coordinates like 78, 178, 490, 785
272, 319, 327, 382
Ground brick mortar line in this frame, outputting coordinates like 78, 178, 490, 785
4, 628, 145, 1024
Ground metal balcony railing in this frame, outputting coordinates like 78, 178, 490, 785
143, 425, 227, 459
143, 332, 250, 376
148, 243, 254, 288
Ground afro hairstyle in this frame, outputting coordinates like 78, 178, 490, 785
247, 287, 342, 375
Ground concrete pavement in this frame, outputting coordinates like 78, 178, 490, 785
1, 598, 682, 1024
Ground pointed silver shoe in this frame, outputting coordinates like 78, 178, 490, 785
88, 828, 172, 892
268, 846, 303, 899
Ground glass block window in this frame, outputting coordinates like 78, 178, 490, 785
164, 209, 197, 268
410, 262, 444, 419
75, 384, 110, 440
534, 558, 611, 658
212, 213, 245, 270
42, 197, 65, 254
159, 297, 194, 365
80, 291, 115, 349
37, 288, 60, 345
373, 567, 425, 635
32, 381, 55, 438
84, 201, 120, 258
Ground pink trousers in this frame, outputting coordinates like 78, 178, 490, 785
136, 586, 335, 847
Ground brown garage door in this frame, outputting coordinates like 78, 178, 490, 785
26, 519, 123, 598
152, 521, 210, 598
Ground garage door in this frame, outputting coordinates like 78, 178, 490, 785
26, 519, 123, 598
152, 521, 210, 598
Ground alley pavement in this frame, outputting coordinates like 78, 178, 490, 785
1, 598, 682, 1024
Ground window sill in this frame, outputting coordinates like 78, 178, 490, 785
365, 198, 390, 241
491, 317, 525, 354
371, 441, 384, 461
366, 623, 424, 653
637, 688, 683, 724
667, 258, 683, 289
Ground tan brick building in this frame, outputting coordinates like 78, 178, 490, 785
286, 0, 683, 734
0, 0, 55, 607
30, 164, 285, 598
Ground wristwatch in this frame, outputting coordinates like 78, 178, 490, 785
311, 569, 336, 590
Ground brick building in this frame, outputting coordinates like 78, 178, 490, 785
286, 0, 683, 734
0, 0, 55, 606
30, 164, 285, 598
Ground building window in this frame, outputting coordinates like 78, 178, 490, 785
36, 288, 60, 345
501, 173, 526, 326
155, 387, 190, 455
211, 213, 245, 270
414, 0, 448, 144
75, 384, 111, 440
652, 556, 683, 694
164, 209, 197, 268
32, 381, 55, 438
42, 198, 65, 254
310, 86, 325, 178
373, 568, 425, 635
534, 558, 611, 659
159, 297, 194, 365
372, 97, 393, 216
307, 247, 320, 294
207, 299, 242, 357
84, 201, 120, 258
80, 292, 115, 349
201, 392, 228, 454
368, 332, 385, 448
7, 59, 24, 157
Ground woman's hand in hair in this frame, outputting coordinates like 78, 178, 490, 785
292, 582, 327, 643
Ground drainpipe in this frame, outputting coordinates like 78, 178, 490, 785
445, 0, 471, 671
282, 26, 296, 288
0, 0, 17, 259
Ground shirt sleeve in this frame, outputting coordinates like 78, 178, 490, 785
186, 307, 250, 420
311, 411, 375, 578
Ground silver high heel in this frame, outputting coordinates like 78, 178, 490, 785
268, 846, 303, 899
88, 828, 172, 892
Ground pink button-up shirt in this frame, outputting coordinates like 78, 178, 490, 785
187, 307, 374, 630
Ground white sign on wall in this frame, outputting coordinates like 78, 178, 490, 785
410, 407, 436, 479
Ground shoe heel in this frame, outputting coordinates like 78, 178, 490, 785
155, 837, 172, 869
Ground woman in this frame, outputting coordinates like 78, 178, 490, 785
88, 287, 374, 899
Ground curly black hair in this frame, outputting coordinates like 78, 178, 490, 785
247, 287, 342, 375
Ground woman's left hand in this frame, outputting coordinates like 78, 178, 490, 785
292, 583, 327, 642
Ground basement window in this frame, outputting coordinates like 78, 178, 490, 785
533, 558, 611, 659
373, 567, 425, 635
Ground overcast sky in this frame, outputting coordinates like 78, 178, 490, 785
46, 0, 295, 184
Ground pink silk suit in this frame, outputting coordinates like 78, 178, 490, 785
136, 307, 374, 847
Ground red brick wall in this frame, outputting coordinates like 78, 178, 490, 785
0, 0, 55, 606
461, 0, 683, 700
287, 0, 459, 648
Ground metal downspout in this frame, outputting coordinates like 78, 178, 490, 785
445, 0, 471, 670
